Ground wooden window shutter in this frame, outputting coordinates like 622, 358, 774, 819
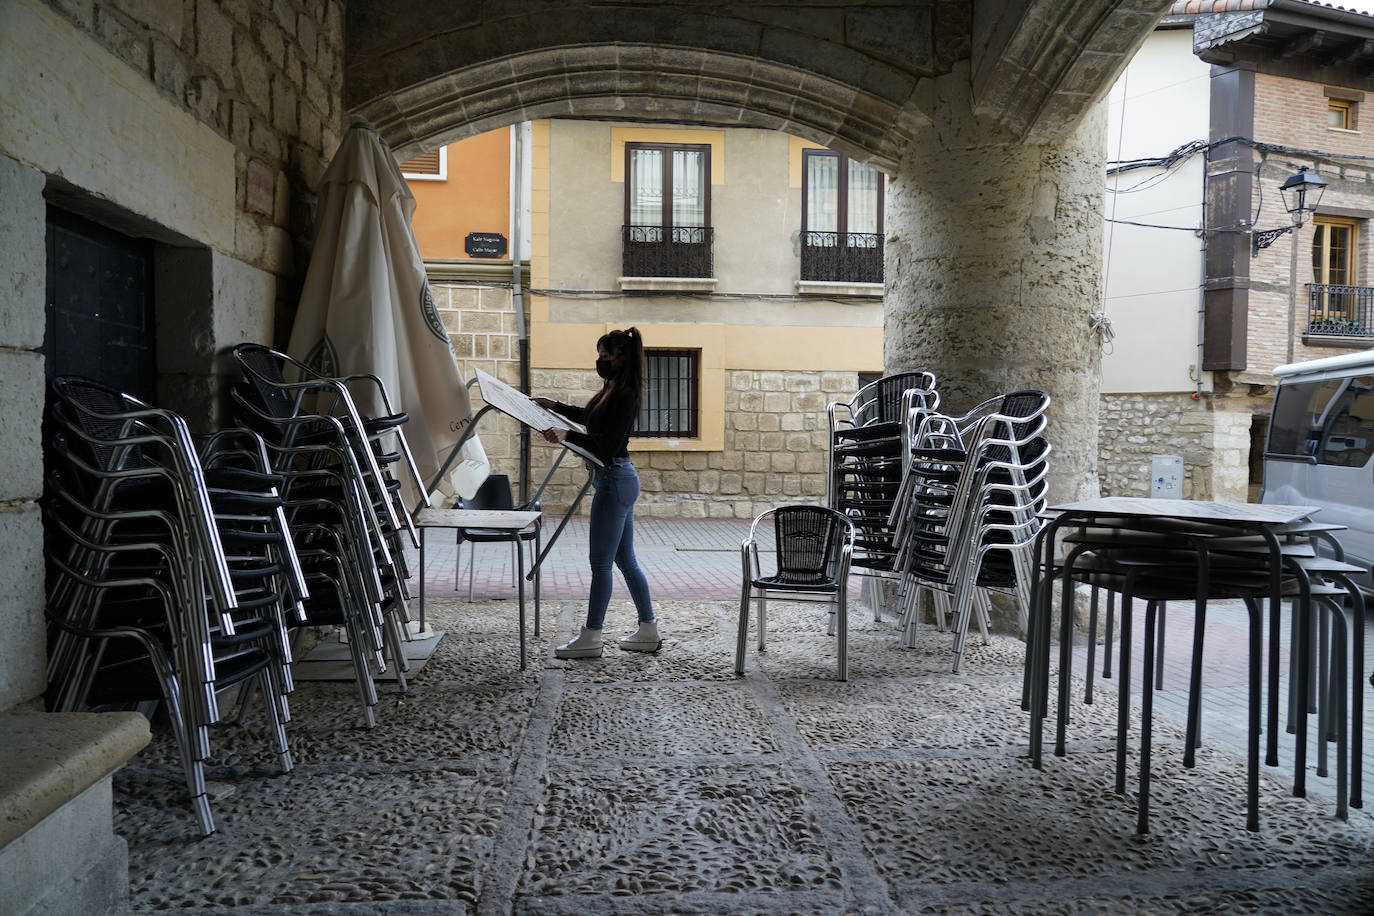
400, 149, 442, 175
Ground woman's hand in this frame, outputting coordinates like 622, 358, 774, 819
532, 396, 555, 409
541, 427, 568, 444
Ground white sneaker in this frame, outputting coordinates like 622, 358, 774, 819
617, 620, 661, 653
555, 627, 603, 659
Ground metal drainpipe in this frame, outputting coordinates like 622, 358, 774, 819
1196, 145, 1207, 401
512, 122, 530, 503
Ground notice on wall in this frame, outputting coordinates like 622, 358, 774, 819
465, 232, 508, 258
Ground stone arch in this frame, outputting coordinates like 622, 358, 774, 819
345, 2, 973, 170
357, 43, 925, 173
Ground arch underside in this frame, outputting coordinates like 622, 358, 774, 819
347, 1, 1174, 172
360, 44, 926, 172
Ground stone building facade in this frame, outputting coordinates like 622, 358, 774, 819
1100, 3, 1374, 503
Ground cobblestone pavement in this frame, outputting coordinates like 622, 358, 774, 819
113, 518, 1374, 914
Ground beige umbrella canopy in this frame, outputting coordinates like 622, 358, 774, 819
287, 123, 488, 503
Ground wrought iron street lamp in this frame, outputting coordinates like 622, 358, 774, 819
1252, 166, 1327, 255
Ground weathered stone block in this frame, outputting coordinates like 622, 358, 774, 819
0, 351, 43, 503
759, 371, 785, 391
235, 36, 272, 109
96, 6, 150, 73
0, 156, 45, 349
195, 0, 233, 80
0, 504, 45, 708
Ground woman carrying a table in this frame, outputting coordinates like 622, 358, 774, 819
534, 327, 659, 659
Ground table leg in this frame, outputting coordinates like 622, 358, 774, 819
419, 527, 427, 634
1115, 583, 1134, 797
1139, 600, 1158, 834
533, 526, 542, 637
517, 529, 527, 670
1294, 573, 1312, 798
1245, 596, 1262, 832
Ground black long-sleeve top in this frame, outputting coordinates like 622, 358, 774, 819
552, 387, 636, 467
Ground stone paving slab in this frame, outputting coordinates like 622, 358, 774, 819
112, 580, 1374, 915
118, 764, 504, 908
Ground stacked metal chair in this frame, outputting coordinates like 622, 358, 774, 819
826, 371, 939, 628
230, 343, 425, 712
44, 377, 302, 835
889, 390, 1052, 672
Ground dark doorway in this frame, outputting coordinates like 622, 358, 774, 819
44, 207, 156, 400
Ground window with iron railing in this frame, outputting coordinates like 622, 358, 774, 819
623, 143, 713, 278
1307, 284, 1374, 337
1306, 216, 1371, 336
636, 349, 699, 438
801, 149, 885, 283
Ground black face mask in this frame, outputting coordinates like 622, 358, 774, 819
595, 359, 615, 380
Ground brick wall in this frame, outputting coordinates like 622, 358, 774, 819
1249, 72, 1374, 374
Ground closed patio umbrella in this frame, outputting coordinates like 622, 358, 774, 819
287, 122, 488, 504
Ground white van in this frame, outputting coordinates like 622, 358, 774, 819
1260, 348, 1374, 587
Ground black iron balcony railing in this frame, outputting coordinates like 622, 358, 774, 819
1307, 283, 1374, 337
621, 225, 714, 278
800, 231, 884, 284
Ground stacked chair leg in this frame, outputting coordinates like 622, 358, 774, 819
44, 377, 304, 835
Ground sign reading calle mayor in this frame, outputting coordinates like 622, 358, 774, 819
464, 232, 508, 258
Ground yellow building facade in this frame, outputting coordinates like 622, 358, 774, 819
406, 120, 884, 515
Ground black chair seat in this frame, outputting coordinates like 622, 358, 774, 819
751, 573, 839, 592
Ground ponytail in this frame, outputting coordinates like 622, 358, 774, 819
590, 326, 645, 412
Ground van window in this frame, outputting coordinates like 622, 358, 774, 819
1268, 374, 1374, 466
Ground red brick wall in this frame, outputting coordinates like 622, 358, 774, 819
1248, 72, 1374, 372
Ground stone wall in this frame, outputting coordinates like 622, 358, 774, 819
431, 274, 525, 480
1098, 392, 1256, 502
38, 0, 344, 273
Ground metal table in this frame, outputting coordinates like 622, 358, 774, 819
414, 508, 542, 669
1025, 497, 1324, 832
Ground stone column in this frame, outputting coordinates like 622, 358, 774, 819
885, 75, 1107, 503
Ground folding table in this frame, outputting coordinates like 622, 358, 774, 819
414, 508, 542, 669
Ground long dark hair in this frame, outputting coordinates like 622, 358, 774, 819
588, 326, 645, 413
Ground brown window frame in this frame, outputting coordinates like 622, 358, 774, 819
800, 149, 885, 237
623, 142, 712, 229
1329, 98, 1354, 130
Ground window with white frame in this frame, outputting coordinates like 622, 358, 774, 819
400, 147, 447, 181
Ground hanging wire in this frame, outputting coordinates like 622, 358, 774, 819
1089, 311, 1117, 355
1100, 66, 1129, 349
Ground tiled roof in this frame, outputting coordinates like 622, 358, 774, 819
1170, 0, 1373, 14
1171, 0, 1267, 12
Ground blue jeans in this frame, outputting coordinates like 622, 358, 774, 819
586, 461, 654, 630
